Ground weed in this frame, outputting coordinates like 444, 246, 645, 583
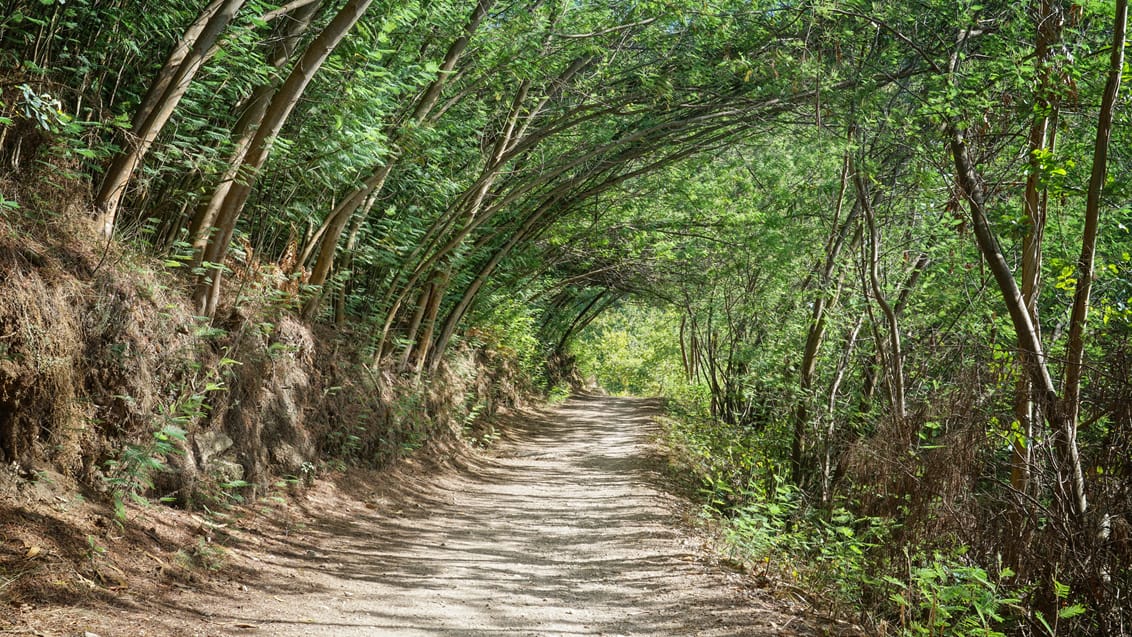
300, 461, 316, 484
102, 356, 235, 520
883, 552, 1021, 637
460, 400, 498, 448
1034, 579, 1087, 637
84, 535, 107, 564
173, 537, 227, 572
327, 423, 366, 461
102, 423, 187, 521
547, 385, 571, 404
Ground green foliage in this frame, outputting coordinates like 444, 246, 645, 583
84, 534, 108, 565
0, 194, 18, 212
176, 537, 228, 572
664, 405, 889, 611
666, 411, 783, 503
546, 385, 571, 405
467, 296, 544, 386
102, 423, 187, 522
665, 405, 1036, 635
1034, 579, 1088, 637
573, 310, 654, 395
884, 554, 1021, 637
387, 385, 429, 456
5, 0, 1132, 632
16, 83, 65, 132
573, 303, 695, 399
326, 422, 368, 464
102, 357, 233, 520
727, 495, 889, 608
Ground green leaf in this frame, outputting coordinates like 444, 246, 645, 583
1058, 604, 1086, 619
1053, 579, 1071, 600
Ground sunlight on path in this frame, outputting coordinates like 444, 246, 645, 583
203, 396, 817, 636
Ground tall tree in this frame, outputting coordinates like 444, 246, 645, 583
185, 0, 324, 256
193, 0, 378, 315
93, 0, 249, 237
299, 0, 498, 320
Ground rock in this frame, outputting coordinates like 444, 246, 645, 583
269, 442, 307, 474
194, 430, 234, 465
203, 458, 244, 483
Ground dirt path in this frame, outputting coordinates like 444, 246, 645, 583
21, 395, 828, 635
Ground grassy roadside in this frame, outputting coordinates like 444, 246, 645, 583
653, 408, 1070, 637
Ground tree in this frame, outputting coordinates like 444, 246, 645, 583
193, 0, 378, 315
298, 0, 498, 320
184, 0, 323, 255
949, 0, 1126, 522
93, 0, 249, 237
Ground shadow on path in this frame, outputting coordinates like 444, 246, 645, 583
187, 395, 825, 636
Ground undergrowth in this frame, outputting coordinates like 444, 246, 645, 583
661, 411, 1086, 637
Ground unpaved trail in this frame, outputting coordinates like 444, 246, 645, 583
33, 395, 829, 635
196, 395, 823, 636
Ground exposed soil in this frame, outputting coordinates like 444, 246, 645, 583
3, 395, 846, 636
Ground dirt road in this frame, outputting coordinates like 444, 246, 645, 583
34, 395, 825, 635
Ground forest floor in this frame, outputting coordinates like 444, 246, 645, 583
2, 395, 851, 636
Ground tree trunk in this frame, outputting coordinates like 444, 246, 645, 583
553, 291, 615, 357
424, 204, 554, 373
791, 151, 855, 487
334, 211, 367, 326
1056, 0, 1125, 519
94, 0, 247, 237
412, 270, 450, 377
399, 283, 434, 370
1061, 0, 1125, 426
821, 316, 864, 504
950, 127, 1086, 520
853, 163, 907, 424
187, 0, 322, 257
1013, 0, 1063, 506
193, 0, 375, 316
301, 167, 390, 320
300, 0, 497, 318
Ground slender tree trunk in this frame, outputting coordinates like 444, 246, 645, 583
854, 165, 907, 423
187, 0, 322, 256
553, 292, 617, 357
300, 0, 497, 317
193, 0, 375, 316
94, 0, 247, 237
412, 270, 450, 377
1055, 0, 1125, 519
335, 212, 367, 326
821, 316, 864, 504
1062, 0, 1125, 425
424, 205, 553, 372
400, 283, 434, 370
791, 151, 855, 486
1013, 0, 1063, 506
679, 314, 691, 381
950, 128, 1085, 520
300, 168, 390, 320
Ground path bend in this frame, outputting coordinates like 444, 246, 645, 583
188, 395, 823, 635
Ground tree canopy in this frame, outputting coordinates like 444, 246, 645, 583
2, 0, 1130, 632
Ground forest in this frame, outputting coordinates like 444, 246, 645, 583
1, 0, 1130, 634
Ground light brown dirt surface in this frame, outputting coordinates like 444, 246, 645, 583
4, 395, 842, 636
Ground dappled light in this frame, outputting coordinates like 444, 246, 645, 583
2, 0, 1131, 634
